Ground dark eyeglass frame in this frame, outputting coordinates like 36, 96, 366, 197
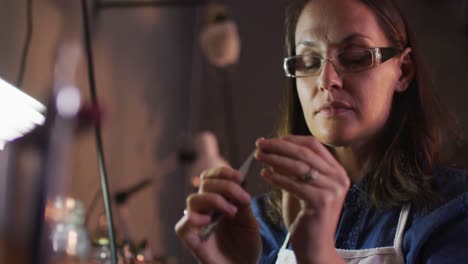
283, 47, 402, 78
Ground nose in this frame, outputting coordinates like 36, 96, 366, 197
317, 59, 342, 92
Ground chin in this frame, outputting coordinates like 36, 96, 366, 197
317, 136, 354, 147
311, 126, 356, 147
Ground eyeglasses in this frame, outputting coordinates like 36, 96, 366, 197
283, 47, 402, 78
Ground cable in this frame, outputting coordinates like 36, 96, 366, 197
80, 0, 118, 263
85, 188, 102, 227
17, 0, 33, 88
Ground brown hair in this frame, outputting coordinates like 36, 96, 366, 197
266, 0, 463, 226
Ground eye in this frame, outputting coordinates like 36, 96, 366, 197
338, 49, 373, 70
298, 54, 321, 71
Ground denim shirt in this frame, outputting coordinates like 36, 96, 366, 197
252, 166, 468, 264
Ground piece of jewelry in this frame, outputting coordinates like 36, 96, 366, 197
301, 168, 318, 183
183, 209, 188, 216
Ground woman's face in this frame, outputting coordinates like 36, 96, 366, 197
295, 0, 409, 148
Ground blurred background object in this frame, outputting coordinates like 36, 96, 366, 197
0, 0, 467, 263
199, 1, 240, 68
0, 85, 96, 263
188, 131, 228, 188
0, 78, 46, 149
45, 197, 91, 263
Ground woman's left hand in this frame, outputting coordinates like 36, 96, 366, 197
255, 135, 350, 264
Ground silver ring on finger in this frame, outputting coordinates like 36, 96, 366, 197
301, 168, 318, 183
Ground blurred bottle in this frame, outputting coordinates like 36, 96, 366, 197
91, 237, 113, 264
45, 197, 90, 264
90, 214, 125, 264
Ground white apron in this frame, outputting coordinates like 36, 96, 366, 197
275, 205, 410, 264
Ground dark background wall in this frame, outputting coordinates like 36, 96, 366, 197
0, 0, 467, 262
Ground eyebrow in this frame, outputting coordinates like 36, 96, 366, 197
296, 33, 371, 48
296, 40, 316, 48
340, 33, 372, 44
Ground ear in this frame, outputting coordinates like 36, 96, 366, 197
395, 47, 415, 93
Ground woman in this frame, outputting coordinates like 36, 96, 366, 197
175, 0, 468, 263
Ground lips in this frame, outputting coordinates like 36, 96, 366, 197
315, 101, 353, 115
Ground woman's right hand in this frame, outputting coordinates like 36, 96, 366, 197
175, 166, 261, 264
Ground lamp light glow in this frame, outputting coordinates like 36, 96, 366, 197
0, 78, 46, 149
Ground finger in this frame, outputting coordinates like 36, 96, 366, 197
175, 212, 212, 235
281, 135, 337, 166
186, 193, 238, 217
175, 212, 212, 247
257, 150, 349, 188
200, 166, 244, 184
256, 150, 311, 180
256, 138, 331, 175
261, 169, 347, 209
256, 147, 345, 185
261, 167, 335, 191
280, 136, 350, 188
199, 178, 251, 205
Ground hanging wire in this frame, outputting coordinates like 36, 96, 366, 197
80, 0, 118, 263
16, 0, 34, 88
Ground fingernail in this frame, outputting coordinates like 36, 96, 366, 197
255, 137, 265, 147
242, 192, 251, 203
228, 205, 238, 215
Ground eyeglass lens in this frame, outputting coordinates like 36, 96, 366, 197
288, 49, 375, 77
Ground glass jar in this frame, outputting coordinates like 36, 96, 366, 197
45, 197, 90, 263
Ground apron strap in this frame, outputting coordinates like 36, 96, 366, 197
393, 204, 411, 250
279, 204, 411, 260
280, 232, 291, 251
